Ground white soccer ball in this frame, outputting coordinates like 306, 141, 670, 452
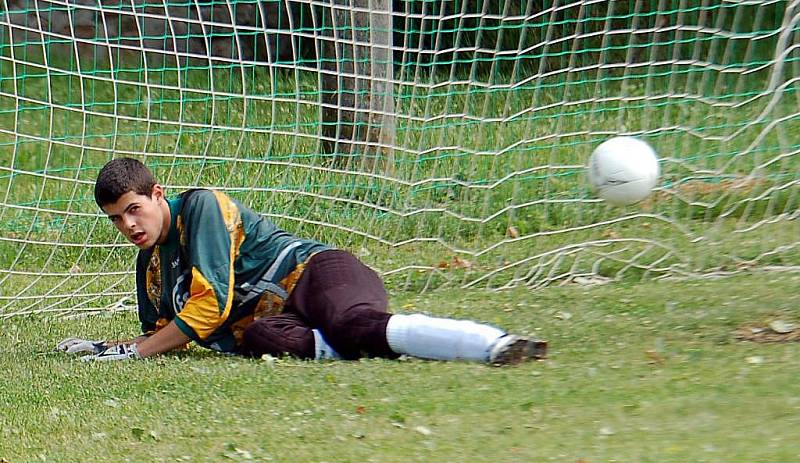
587, 136, 660, 206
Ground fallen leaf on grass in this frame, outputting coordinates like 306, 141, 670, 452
451, 256, 472, 269
733, 324, 800, 343
769, 320, 795, 334
598, 426, 615, 436
507, 226, 520, 238
223, 443, 253, 460
103, 399, 120, 408
414, 425, 432, 436
601, 229, 620, 239
645, 350, 664, 365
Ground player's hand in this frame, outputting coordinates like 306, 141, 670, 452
81, 343, 140, 362
56, 337, 107, 354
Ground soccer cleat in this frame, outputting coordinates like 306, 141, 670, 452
488, 335, 548, 365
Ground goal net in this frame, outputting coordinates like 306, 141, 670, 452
0, 0, 798, 316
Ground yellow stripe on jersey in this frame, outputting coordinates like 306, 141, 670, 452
211, 190, 245, 323
212, 191, 243, 238
145, 246, 162, 308
176, 267, 226, 340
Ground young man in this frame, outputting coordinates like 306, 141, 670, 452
57, 158, 546, 364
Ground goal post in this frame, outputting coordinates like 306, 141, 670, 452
317, 0, 395, 171
0, 1, 798, 317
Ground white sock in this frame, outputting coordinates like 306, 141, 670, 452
385, 314, 505, 362
312, 329, 341, 360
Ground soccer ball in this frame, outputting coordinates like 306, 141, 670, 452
587, 136, 660, 206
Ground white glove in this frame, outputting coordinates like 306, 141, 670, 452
56, 337, 107, 354
81, 343, 140, 362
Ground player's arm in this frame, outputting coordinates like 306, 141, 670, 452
56, 261, 157, 355
171, 191, 242, 344
64, 249, 190, 360
67, 327, 187, 361
135, 321, 190, 357
55, 333, 160, 358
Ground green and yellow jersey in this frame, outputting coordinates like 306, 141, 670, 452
135, 189, 330, 352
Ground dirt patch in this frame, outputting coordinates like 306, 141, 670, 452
733, 324, 800, 343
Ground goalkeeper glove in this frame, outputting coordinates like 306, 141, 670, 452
56, 337, 107, 354
81, 343, 140, 362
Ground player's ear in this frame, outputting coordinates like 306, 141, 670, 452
151, 184, 165, 202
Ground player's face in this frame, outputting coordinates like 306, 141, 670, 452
102, 185, 170, 250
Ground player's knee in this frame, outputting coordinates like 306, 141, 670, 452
325, 306, 393, 357
241, 318, 315, 359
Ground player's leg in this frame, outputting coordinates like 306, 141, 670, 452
286, 250, 397, 360
239, 312, 340, 360
290, 250, 546, 364
385, 314, 546, 364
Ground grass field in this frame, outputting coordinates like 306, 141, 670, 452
0, 4, 798, 461
1, 271, 799, 462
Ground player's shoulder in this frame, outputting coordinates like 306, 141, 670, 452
180, 188, 216, 202
180, 188, 246, 224
180, 188, 229, 210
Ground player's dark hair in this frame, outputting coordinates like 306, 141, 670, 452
94, 158, 157, 207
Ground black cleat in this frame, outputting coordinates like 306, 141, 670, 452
489, 335, 548, 365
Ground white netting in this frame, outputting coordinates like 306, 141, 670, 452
0, 0, 798, 316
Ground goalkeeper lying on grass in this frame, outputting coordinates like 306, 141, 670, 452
57, 158, 546, 365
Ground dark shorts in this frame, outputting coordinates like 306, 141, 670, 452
239, 250, 397, 360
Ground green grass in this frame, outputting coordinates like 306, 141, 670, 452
0, 6, 798, 459
1, 271, 799, 461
